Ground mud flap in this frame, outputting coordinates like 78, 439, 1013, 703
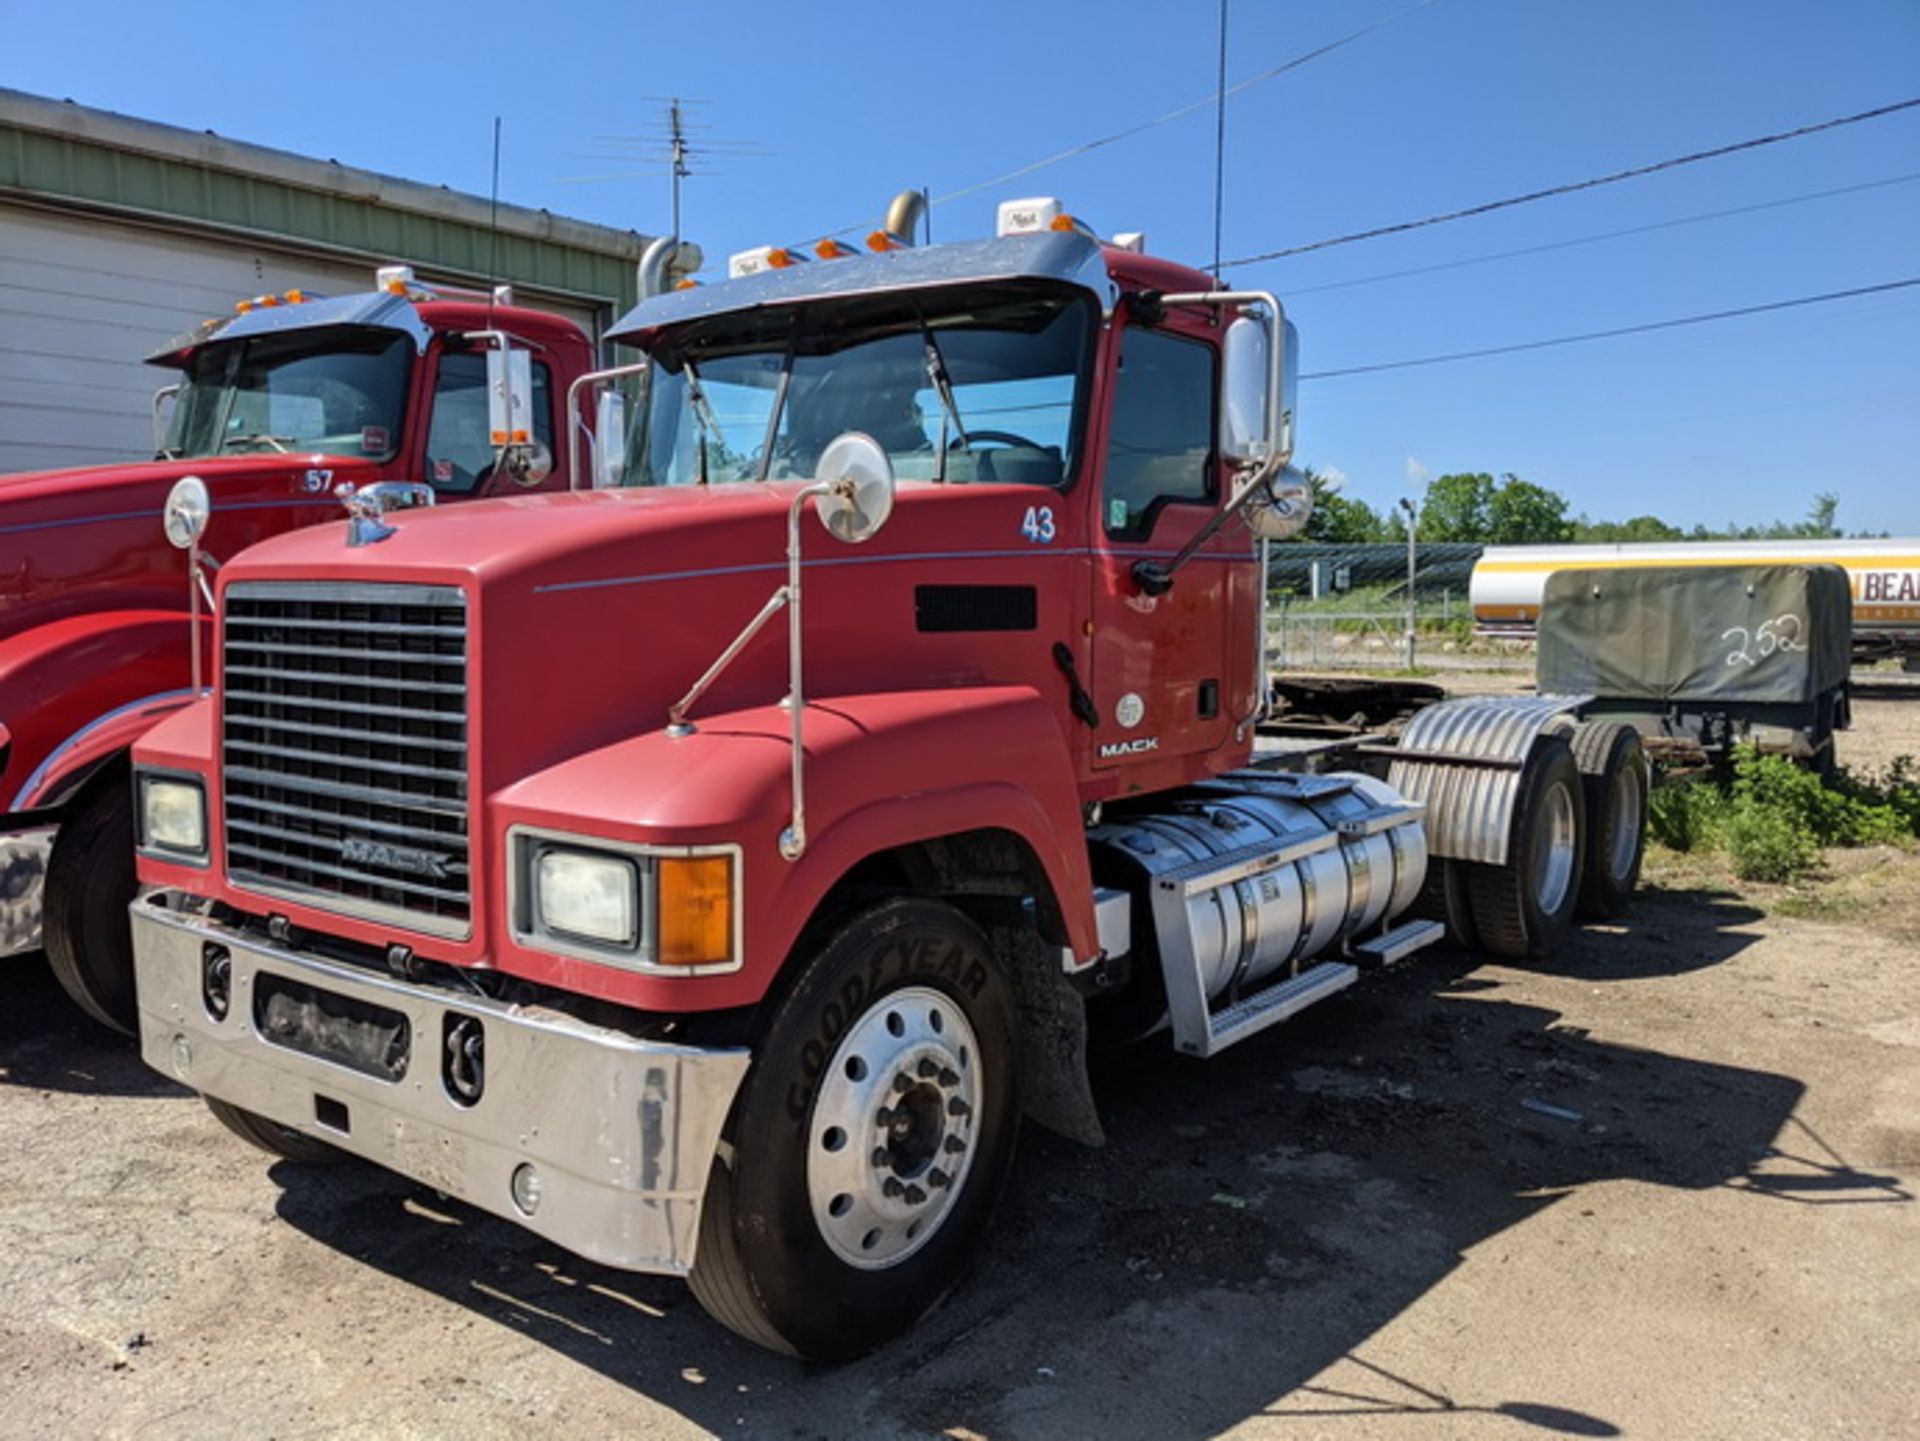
990, 924, 1104, 1147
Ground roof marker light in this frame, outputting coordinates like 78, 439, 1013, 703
996, 196, 1065, 237
815, 238, 857, 260
376, 264, 415, 295
675, 278, 700, 290
866, 230, 905, 253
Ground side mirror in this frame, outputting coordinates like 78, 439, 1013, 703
163, 475, 211, 549
486, 342, 535, 444
814, 432, 896, 543
1220, 314, 1298, 469
593, 389, 628, 489
1220, 316, 1271, 467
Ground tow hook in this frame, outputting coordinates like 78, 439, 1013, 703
444, 1014, 485, 1106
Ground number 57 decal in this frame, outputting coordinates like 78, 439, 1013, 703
1021, 506, 1056, 544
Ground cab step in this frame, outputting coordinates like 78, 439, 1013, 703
1352, 916, 1445, 967
1170, 961, 1358, 1058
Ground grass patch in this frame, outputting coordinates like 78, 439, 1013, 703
1648, 749, 1920, 883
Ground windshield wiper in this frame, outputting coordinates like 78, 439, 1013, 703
919, 317, 968, 482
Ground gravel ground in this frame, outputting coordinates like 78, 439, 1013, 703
2, 695, 1916, 1440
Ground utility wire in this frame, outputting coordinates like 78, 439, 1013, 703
802, 0, 1436, 244
1225, 97, 1920, 268
1284, 172, 1920, 296
1300, 277, 1920, 379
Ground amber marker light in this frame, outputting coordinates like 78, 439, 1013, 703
815, 238, 856, 260
655, 854, 735, 967
1049, 213, 1078, 232
867, 230, 904, 253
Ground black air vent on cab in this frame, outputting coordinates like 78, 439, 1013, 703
915, 585, 1038, 634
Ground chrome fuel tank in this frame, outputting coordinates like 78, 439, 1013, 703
1089, 771, 1427, 1005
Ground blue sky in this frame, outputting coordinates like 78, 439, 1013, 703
4, 0, 1916, 533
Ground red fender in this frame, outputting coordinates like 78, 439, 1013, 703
492, 685, 1096, 1011
0, 611, 198, 810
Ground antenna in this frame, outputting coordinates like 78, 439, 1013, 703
555, 97, 768, 239
488, 116, 502, 323
1212, 0, 1229, 281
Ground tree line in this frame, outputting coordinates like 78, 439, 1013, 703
1301, 469, 1853, 546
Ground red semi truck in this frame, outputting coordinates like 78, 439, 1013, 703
0, 264, 637, 1030
126, 196, 1647, 1359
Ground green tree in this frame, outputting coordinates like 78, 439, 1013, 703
1417, 472, 1496, 541
1487, 474, 1574, 543
1573, 513, 1686, 542
1300, 468, 1389, 542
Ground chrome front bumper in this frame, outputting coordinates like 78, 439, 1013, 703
131, 892, 750, 1275
0, 825, 56, 959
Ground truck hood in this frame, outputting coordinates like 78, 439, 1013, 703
1, 453, 379, 634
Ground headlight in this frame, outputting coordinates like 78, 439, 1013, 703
512, 830, 738, 972
533, 846, 639, 946
139, 773, 207, 859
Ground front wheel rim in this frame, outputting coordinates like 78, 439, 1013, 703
805, 985, 982, 1270
1534, 782, 1578, 915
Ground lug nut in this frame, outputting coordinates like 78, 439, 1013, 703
883, 1177, 905, 1199
917, 1058, 939, 1078
872, 1147, 891, 1167
938, 1067, 960, 1087
929, 1168, 951, 1190
903, 1184, 927, 1206
944, 1135, 967, 1154
893, 1073, 914, 1094
875, 1106, 895, 1126
947, 1097, 971, 1119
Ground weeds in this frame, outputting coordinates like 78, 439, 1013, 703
1648, 749, 1920, 883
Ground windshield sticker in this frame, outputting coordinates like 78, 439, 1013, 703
361, 425, 390, 454
433, 459, 454, 485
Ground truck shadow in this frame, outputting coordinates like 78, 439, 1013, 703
264, 924, 1906, 1440
0, 952, 187, 1098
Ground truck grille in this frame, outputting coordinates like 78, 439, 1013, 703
221, 582, 471, 939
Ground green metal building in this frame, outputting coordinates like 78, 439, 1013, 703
0, 88, 661, 473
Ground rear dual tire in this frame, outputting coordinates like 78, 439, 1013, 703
1466, 737, 1586, 959
1570, 722, 1648, 920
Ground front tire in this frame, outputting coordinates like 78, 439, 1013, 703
44, 781, 140, 1035
688, 897, 1019, 1361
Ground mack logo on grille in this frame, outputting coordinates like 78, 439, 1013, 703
340, 836, 454, 879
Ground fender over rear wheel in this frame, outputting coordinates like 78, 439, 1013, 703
1466, 736, 1586, 960
44, 782, 140, 1035
687, 897, 1019, 1361
1571, 722, 1648, 920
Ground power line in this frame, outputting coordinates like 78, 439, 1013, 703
803, 0, 1437, 244
1224, 96, 1920, 268
1283, 172, 1920, 296
1300, 277, 1920, 380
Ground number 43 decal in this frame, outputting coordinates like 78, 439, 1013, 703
1021, 506, 1056, 544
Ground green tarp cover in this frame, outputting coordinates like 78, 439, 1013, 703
1536, 564, 1852, 704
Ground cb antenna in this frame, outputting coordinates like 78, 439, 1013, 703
1212, 0, 1229, 281
487, 115, 502, 323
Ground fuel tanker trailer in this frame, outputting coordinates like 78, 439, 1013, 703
1472, 539, 1920, 667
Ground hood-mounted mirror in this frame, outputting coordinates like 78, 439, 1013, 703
814, 431, 896, 544
163, 475, 211, 550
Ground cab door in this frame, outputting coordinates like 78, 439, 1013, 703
1085, 317, 1240, 786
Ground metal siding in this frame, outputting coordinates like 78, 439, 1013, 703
0, 205, 609, 472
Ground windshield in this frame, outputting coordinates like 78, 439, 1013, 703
161, 327, 411, 459
622, 285, 1093, 488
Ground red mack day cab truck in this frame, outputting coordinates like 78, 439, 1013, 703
126, 194, 1649, 1360
0, 263, 639, 1031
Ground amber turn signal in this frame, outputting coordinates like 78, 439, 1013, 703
656, 854, 734, 967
